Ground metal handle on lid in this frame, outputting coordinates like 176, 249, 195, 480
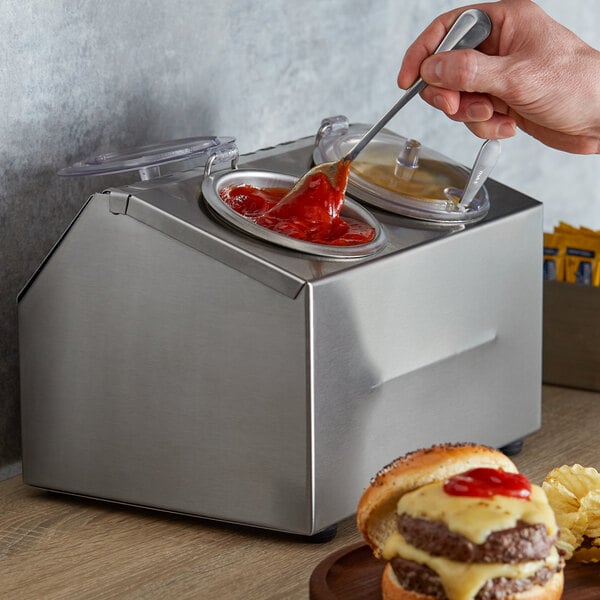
315, 115, 350, 147
203, 141, 240, 177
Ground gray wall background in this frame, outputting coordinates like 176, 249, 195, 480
2, 1, 599, 479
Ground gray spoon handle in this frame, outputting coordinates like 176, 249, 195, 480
344, 9, 492, 162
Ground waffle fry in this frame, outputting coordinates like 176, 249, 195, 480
543, 464, 600, 562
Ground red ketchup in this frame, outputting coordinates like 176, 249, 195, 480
219, 161, 375, 246
444, 468, 532, 500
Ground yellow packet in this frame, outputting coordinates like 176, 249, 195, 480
553, 223, 600, 239
579, 226, 599, 238
554, 221, 580, 235
563, 234, 600, 286
543, 232, 564, 281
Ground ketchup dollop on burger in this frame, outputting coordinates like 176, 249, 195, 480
357, 443, 564, 600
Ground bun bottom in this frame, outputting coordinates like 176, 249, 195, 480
382, 563, 431, 600
381, 562, 564, 600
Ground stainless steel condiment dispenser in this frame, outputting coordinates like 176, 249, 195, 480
18, 132, 543, 537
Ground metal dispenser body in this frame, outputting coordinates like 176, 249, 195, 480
18, 135, 543, 536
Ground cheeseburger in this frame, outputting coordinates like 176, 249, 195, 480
357, 443, 564, 600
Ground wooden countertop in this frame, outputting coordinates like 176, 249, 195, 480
1, 385, 599, 600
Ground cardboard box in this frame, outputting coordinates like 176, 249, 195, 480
543, 280, 600, 391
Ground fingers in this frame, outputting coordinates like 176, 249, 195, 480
465, 117, 517, 140
415, 48, 519, 140
420, 87, 494, 119
421, 88, 462, 116
397, 7, 470, 90
417, 86, 517, 139
419, 49, 511, 96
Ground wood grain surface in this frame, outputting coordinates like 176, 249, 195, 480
1, 385, 599, 600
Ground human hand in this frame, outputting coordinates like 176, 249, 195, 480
397, 0, 600, 154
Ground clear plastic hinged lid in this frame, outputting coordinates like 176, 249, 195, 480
313, 116, 491, 224
58, 134, 385, 259
58, 136, 236, 181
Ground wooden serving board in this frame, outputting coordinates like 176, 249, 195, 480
309, 542, 600, 599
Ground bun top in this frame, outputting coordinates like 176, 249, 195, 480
356, 443, 518, 557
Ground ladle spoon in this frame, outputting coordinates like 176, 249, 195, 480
452, 139, 502, 209
285, 8, 492, 201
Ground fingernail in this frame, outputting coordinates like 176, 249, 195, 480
422, 57, 442, 84
497, 121, 517, 137
466, 102, 492, 121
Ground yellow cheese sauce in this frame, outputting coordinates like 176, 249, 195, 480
396, 482, 558, 543
383, 532, 559, 600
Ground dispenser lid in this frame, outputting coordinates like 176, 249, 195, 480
313, 117, 489, 224
58, 136, 236, 180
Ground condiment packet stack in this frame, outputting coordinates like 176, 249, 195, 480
544, 222, 600, 285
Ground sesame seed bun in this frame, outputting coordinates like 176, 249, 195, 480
357, 443, 518, 558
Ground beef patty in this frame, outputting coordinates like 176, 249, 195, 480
390, 557, 561, 600
397, 513, 557, 563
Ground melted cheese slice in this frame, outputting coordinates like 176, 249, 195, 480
383, 532, 559, 600
396, 482, 558, 543
383, 482, 560, 600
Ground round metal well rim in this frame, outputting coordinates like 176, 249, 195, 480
202, 169, 387, 259
313, 126, 490, 225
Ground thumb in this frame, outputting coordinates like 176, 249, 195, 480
420, 50, 512, 96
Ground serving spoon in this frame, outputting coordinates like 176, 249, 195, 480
285, 8, 492, 202
456, 139, 502, 209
